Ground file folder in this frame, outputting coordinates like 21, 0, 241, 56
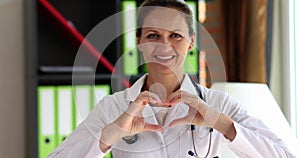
38, 86, 57, 158
74, 85, 92, 127
92, 85, 110, 109
104, 152, 113, 158
56, 86, 74, 144
92, 85, 111, 158
184, 47, 198, 74
122, 1, 138, 75
184, 1, 199, 74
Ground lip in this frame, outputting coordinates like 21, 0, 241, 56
153, 54, 176, 64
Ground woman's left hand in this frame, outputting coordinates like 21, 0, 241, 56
165, 90, 220, 128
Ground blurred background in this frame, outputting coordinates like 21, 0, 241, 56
0, 0, 299, 157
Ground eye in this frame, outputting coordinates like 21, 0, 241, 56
146, 34, 159, 39
170, 33, 183, 39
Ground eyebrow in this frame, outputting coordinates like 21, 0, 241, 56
144, 28, 184, 34
144, 29, 159, 34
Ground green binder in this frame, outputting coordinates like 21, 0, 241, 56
184, 1, 199, 74
184, 47, 198, 74
104, 151, 113, 158
122, 1, 138, 76
38, 86, 57, 158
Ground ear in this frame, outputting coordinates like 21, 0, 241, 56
188, 32, 196, 51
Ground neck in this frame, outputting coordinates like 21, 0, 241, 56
143, 72, 184, 101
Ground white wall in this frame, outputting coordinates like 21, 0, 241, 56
270, 0, 291, 123
0, 0, 25, 157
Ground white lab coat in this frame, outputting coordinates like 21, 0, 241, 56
48, 74, 296, 158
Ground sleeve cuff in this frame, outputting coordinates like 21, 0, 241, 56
94, 130, 112, 156
223, 121, 263, 157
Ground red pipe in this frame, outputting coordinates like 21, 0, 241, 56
38, 0, 131, 87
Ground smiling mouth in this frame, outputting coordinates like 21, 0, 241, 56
154, 55, 176, 61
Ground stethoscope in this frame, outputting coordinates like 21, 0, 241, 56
190, 80, 218, 158
122, 78, 218, 158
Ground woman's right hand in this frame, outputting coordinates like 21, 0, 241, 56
99, 91, 165, 152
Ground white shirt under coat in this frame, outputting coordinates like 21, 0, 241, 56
48, 74, 296, 158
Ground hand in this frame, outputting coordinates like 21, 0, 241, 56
100, 91, 166, 150
165, 90, 221, 128
114, 91, 166, 134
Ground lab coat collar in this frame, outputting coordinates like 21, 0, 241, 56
125, 73, 199, 102
179, 74, 199, 95
125, 74, 147, 101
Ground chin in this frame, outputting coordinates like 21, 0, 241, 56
149, 63, 182, 75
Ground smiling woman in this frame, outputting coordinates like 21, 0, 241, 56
47, 0, 297, 157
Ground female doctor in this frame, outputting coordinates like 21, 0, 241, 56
48, 0, 296, 157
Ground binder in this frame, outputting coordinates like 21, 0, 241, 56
184, 47, 198, 74
38, 86, 57, 158
91, 85, 111, 158
74, 85, 92, 127
184, 1, 199, 74
103, 152, 113, 158
92, 85, 110, 109
56, 86, 74, 144
122, 1, 138, 75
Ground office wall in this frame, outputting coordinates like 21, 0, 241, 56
0, 0, 25, 157
270, 0, 291, 123
270, 0, 283, 109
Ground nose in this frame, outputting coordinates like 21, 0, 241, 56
155, 36, 172, 52
155, 42, 171, 53
159, 36, 171, 45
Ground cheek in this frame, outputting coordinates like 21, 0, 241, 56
175, 44, 190, 58
138, 42, 155, 53
138, 43, 154, 62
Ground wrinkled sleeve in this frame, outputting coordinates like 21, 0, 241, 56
218, 92, 297, 158
47, 99, 112, 158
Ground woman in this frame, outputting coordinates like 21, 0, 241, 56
48, 0, 295, 157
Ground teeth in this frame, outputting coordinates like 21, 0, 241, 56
155, 55, 173, 60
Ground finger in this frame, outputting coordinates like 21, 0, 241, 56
169, 116, 190, 128
126, 92, 163, 117
146, 91, 163, 105
138, 91, 162, 105
128, 90, 170, 118
166, 90, 181, 102
126, 101, 145, 117
167, 91, 201, 110
143, 123, 165, 133
166, 90, 191, 104
165, 90, 182, 105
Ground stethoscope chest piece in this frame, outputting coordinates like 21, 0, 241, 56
122, 134, 138, 144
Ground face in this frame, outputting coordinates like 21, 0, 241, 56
137, 8, 195, 74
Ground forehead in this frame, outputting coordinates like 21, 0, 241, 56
142, 8, 189, 33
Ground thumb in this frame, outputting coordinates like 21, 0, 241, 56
143, 123, 165, 133
169, 117, 189, 128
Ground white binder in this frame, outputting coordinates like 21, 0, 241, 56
57, 86, 73, 144
74, 86, 91, 127
93, 85, 110, 107
38, 86, 56, 157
